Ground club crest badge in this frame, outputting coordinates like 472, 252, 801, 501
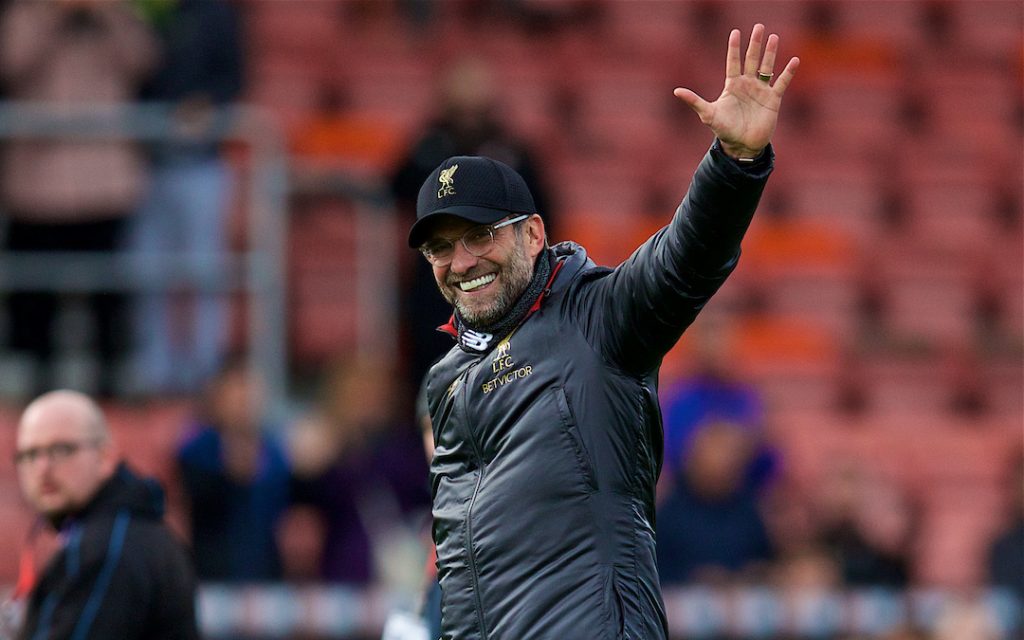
437, 164, 458, 198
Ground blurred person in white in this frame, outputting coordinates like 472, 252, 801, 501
12, 390, 198, 639
129, 0, 244, 396
0, 0, 158, 398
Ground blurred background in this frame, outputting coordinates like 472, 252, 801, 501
0, 0, 1020, 638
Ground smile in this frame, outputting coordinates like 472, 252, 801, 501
459, 273, 496, 292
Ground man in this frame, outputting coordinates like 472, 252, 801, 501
0, 0, 158, 397
131, 0, 245, 395
177, 357, 290, 582
410, 25, 798, 639
14, 390, 199, 639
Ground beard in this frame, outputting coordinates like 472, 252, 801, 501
440, 231, 534, 327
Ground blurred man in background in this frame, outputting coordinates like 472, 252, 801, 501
130, 0, 245, 396
14, 390, 198, 639
656, 419, 775, 584
0, 0, 158, 398
177, 355, 291, 583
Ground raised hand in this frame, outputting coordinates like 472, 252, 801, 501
674, 24, 799, 160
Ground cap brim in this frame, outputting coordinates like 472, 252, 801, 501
407, 205, 510, 248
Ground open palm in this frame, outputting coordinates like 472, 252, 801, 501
675, 24, 799, 159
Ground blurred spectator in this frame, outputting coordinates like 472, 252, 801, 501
389, 56, 556, 394
659, 312, 779, 492
130, 0, 244, 396
177, 355, 290, 582
987, 454, 1024, 599
815, 463, 913, 588
288, 354, 429, 585
0, 0, 158, 398
13, 390, 199, 639
656, 420, 775, 585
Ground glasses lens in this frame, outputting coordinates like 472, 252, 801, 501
422, 241, 454, 265
14, 441, 92, 465
462, 227, 494, 256
14, 449, 34, 465
50, 443, 79, 461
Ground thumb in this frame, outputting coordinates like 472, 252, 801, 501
673, 87, 710, 120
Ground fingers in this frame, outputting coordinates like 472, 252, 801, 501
771, 56, 800, 95
759, 33, 779, 78
725, 29, 741, 78
743, 23, 766, 77
673, 87, 710, 121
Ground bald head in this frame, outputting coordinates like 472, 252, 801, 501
19, 390, 110, 443
16, 390, 117, 520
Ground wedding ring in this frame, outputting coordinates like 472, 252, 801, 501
757, 71, 773, 83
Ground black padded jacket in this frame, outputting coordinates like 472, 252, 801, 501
18, 464, 199, 640
425, 140, 773, 640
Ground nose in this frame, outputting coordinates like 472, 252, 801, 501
448, 241, 479, 274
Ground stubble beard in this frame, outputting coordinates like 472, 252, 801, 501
441, 234, 534, 328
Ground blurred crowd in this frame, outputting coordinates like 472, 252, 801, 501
0, 0, 1020, 639
0, 0, 243, 399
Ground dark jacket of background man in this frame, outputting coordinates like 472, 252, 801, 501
18, 464, 199, 640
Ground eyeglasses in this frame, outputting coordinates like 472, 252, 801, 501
14, 439, 103, 466
419, 215, 529, 266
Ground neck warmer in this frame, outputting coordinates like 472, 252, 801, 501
454, 249, 553, 354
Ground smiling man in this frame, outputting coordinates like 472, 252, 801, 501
411, 25, 798, 640
410, 158, 547, 354
14, 390, 198, 640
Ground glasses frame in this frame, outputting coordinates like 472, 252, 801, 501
14, 438, 104, 467
419, 214, 530, 266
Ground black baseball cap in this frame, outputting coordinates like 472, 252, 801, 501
408, 155, 537, 248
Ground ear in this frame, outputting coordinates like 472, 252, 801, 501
524, 214, 546, 259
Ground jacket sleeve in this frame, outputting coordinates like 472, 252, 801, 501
570, 139, 772, 376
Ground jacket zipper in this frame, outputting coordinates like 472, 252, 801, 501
458, 365, 489, 639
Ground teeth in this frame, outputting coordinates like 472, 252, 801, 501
459, 274, 496, 292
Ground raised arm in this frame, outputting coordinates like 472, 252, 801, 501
573, 25, 799, 375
